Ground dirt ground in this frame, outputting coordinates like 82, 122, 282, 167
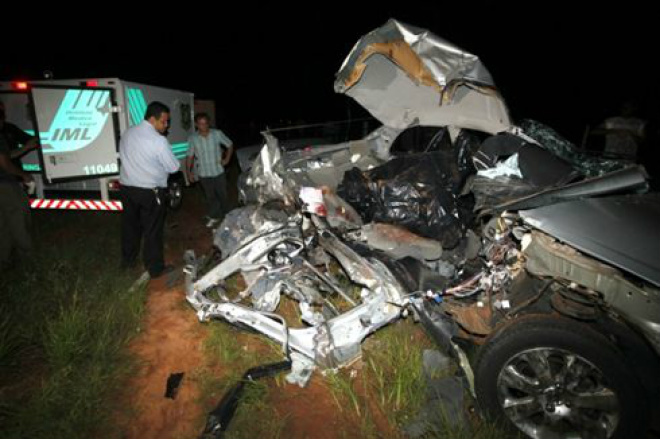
116, 187, 212, 439
116, 186, 375, 439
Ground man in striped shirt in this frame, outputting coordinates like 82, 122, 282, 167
185, 113, 234, 228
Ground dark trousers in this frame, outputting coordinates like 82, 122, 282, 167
199, 174, 228, 220
120, 185, 167, 276
0, 182, 31, 268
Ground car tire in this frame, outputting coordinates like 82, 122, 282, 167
474, 314, 648, 439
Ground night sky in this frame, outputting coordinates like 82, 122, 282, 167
2, 3, 656, 148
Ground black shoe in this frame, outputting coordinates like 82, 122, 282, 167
150, 264, 175, 279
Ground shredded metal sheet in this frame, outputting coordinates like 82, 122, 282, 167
335, 19, 511, 133
241, 133, 297, 205
336, 19, 495, 92
186, 216, 408, 378
215, 205, 291, 257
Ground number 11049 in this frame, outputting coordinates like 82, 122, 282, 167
83, 163, 118, 175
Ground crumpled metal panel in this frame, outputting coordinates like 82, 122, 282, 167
520, 194, 660, 288
335, 19, 511, 133
240, 126, 403, 205
484, 165, 649, 214
185, 217, 407, 376
336, 19, 495, 92
241, 133, 297, 205
215, 205, 291, 257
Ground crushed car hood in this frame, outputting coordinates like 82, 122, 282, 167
520, 193, 660, 288
334, 19, 511, 134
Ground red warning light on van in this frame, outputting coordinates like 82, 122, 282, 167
12, 81, 29, 90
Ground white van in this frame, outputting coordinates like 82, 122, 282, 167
0, 78, 194, 211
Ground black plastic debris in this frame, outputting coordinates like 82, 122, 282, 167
165, 372, 185, 399
469, 123, 631, 210
390, 126, 452, 155
469, 175, 539, 211
199, 360, 292, 439
403, 349, 470, 438
338, 150, 469, 249
404, 374, 469, 438
453, 130, 482, 189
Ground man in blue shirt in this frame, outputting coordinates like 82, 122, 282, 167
119, 101, 180, 278
185, 113, 233, 228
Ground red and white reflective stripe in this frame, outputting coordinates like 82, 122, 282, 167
29, 199, 123, 211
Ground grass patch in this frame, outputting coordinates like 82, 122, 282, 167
362, 320, 432, 426
417, 409, 516, 439
195, 314, 287, 439
326, 319, 513, 439
326, 370, 381, 439
0, 308, 24, 374
0, 211, 147, 439
327, 370, 363, 417
224, 380, 288, 439
323, 320, 431, 439
203, 321, 246, 366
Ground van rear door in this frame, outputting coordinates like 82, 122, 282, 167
29, 86, 120, 182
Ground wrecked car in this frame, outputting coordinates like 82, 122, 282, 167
412, 169, 660, 439
185, 19, 659, 439
185, 203, 408, 386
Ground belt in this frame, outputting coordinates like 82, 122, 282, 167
122, 185, 166, 191
122, 185, 167, 206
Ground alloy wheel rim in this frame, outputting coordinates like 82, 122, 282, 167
496, 347, 619, 439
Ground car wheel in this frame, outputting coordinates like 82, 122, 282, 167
168, 180, 183, 211
474, 314, 648, 439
